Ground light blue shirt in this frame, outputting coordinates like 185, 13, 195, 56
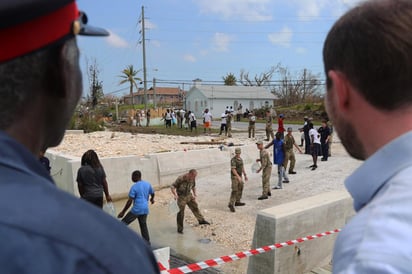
333, 131, 412, 273
129, 180, 154, 215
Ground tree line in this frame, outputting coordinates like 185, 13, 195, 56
223, 63, 325, 106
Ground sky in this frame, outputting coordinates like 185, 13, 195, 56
77, 0, 363, 98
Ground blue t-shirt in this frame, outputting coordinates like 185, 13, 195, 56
273, 139, 285, 165
129, 180, 155, 215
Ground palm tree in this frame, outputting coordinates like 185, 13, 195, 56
119, 65, 142, 107
223, 73, 237, 86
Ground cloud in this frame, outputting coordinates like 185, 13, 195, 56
197, 0, 272, 21
291, 0, 364, 20
212, 33, 233, 52
106, 30, 129, 48
295, 47, 307, 54
293, 0, 328, 19
145, 20, 157, 30
183, 54, 197, 62
150, 40, 161, 48
268, 27, 293, 48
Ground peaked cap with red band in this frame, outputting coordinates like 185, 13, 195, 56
0, 0, 109, 63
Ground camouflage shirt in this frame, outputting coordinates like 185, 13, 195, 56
172, 174, 195, 196
284, 134, 295, 151
259, 149, 272, 169
231, 156, 244, 178
266, 115, 273, 128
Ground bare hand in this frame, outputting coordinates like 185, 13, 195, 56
117, 211, 124, 218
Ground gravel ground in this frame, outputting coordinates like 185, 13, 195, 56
54, 129, 362, 273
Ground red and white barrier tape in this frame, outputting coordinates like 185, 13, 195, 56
164, 228, 341, 274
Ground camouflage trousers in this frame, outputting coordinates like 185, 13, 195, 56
248, 125, 255, 138
227, 124, 232, 137
229, 177, 244, 206
266, 127, 274, 140
262, 166, 272, 195
283, 149, 296, 172
177, 194, 205, 232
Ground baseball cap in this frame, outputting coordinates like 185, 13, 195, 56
0, 0, 109, 63
256, 141, 263, 145
287, 127, 293, 131
235, 148, 241, 154
279, 114, 284, 118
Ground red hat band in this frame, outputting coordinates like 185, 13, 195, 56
0, 1, 79, 63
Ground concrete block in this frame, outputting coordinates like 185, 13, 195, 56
47, 143, 264, 199
247, 191, 354, 274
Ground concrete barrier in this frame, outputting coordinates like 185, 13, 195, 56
47, 143, 260, 199
247, 191, 354, 274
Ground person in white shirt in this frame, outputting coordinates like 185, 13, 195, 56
309, 123, 321, 170
219, 110, 228, 135
203, 108, 213, 135
188, 111, 197, 132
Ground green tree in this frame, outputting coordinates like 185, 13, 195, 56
119, 65, 142, 107
222, 73, 237, 86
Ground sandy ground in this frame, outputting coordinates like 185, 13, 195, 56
54, 129, 362, 273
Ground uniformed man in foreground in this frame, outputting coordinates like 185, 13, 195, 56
171, 169, 210, 234
0, 1, 159, 273
228, 148, 248, 212
256, 141, 272, 200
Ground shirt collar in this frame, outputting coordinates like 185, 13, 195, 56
345, 131, 412, 211
0, 130, 52, 182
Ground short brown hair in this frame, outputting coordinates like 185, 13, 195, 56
323, 0, 412, 110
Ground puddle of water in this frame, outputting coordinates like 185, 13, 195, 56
111, 199, 230, 272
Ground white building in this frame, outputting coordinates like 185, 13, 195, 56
185, 79, 277, 118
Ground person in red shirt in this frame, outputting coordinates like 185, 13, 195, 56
277, 114, 286, 139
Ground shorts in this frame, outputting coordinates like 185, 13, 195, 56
311, 143, 321, 156
204, 121, 211, 128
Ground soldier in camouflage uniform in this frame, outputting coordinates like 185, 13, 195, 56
265, 110, 275, 141
284, 127, 302, 174
228, 148, 248, 212
171, 169, 210, 234
256, 140, 272, 200
226, 111, 233, 137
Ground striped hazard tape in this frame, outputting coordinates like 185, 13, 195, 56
165, 228, 341, 274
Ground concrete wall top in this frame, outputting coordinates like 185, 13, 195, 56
48, 143, 263, 199
260, 190, 352, 219
248, 190, 355, 274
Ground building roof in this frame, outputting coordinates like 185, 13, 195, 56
145, 87, 182, 95
189, 85, 277, 100
123, 87, 183, 98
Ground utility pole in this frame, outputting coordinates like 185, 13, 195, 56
141, 6, 148, 110
303, 68, 307, 101
153, 77, 156, 108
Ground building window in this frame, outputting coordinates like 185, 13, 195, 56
204, 100, 208, 107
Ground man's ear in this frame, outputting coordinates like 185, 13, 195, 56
328, 70, 351, 113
